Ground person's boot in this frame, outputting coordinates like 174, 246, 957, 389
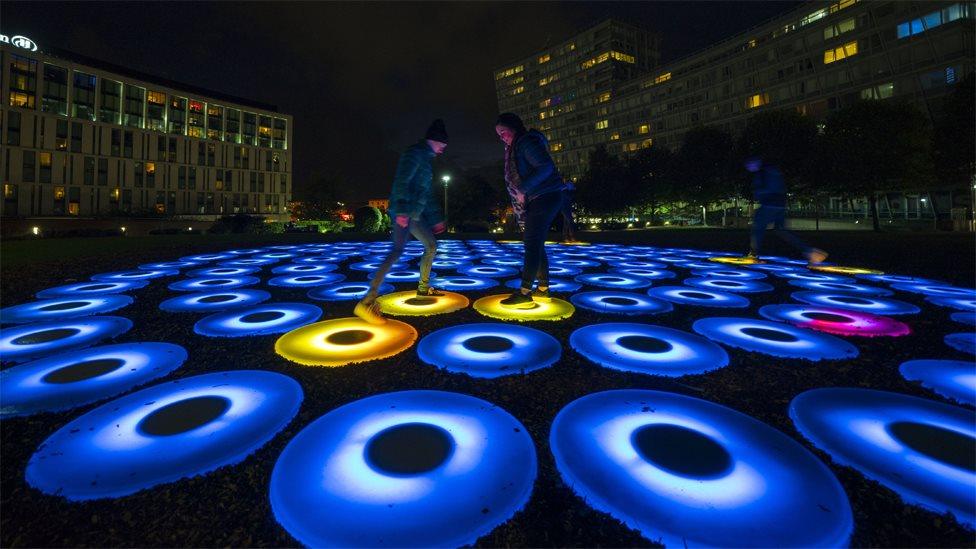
500, 290, 535, 308
531, 288, 552, 303
353, 299, 386, 325
416, 286, 445, 297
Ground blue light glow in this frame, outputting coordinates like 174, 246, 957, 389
26, 370, 302, 500
945, 333, 975, 355
36, 280, 149, 299
431, 259, 474, 270
775, 271, 854, 283
138, 260, 201, 270
890, 283, 976, 299
1, 295, 133, 324
899, 359, 976, 406
367, 270, 437, 283
503, 278, 583, 292
194, 303, 322, 337
218, 258, 279, 267
159, 290, 271, 313
270, 390, 536, 547
570, 323, 728, 376
431, 276, 499, 291
575, 273, 652, 290
610, 268, 676, 281
791, 291, 921, 315
0, 316, 133, 363
91, 269, 178, 282
418, 323, 561, 378
167, 276, 260, 292
350, 260, 407, 272
951, 312, 976, 326
186, 266, 261, 278
859, 274, 943, 285
748, 263, 801, 273
790, 388, 975, 528
271, 263, 339, 275
570, 291, 672, 316
181, 253, 234, 262
683, 277, 773, 293
692, 268, 767, 280
551, 390, 852, 547
307, 282, 395, 301
294, 255, 344, 264
692, 317, 859, 360
459, 265, 518, 278
788, 280, 894, 296
268, 273, 346, 288
0, 342, 187, 418
928, 296, 976, 311
758, 304, 910, 337
608, 260, 665, 269
647, 286, 751, 308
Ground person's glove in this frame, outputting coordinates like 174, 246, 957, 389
395, 215, 410, 228
432, 222, 446, 234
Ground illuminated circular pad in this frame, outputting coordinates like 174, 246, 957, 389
159, 289, 271, 313
194, 303, 322, 337
647, 286, 750, 308
571, 323, 728, 377
890, 283, 976, 299
1, 316, 133, 363
25, 370, 302, 500
418, 323, 561, 378
575, 273, 651, 290
951, 312, 976, 326
0, 343, 187, 418
504, 278, 583, 293
431, 276, 499, 291
809, 265, 883, 275
36, 280, 148, 299
275, 317, 418, 366
186, 266, 261, 278
270, 390, 536, 547
759, 305, 910, 337
1, 295, 133, 324
693, 317, 859, 360
899, 359, 976, 406
928, 296, 976, 311
708, 256, 763, 266
790, 388, 975, 528
551, 390, 853, 547
91, 269, 178, 282
788, 280, 893, 296
945, 333, 975, 355
683, 278, 773, 294
307, 282, 395, 302
271, 263, 339, 275
694, 268, 766, 280
610, 268, 676, 281
376, 291, 469, 317
167, 276, 260, 292
460, 265, 518, 278
570, 292, 672, 316
268, 273, 345, 288
791, 291, 920, 315
473, 295, 574, 322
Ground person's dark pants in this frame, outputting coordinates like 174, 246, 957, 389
365, 216, 436, 301
750, 205, 811, 256
521, 191, 563, 291
560, 190, 576, 241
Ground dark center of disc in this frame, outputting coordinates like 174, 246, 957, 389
712, 281, 738, 287
38, 301, 89, 311
199, 295, 236, 303
404, 297, 436, 306
617, 335, 673, 353
632, 424, 732, 479
801, 312, 853, 323
295, 266, 316, 271
832, 296, 871, 305
366, 423, 454, 476
455, 279, 475, 285
11, 328, 80, 345
138, 396, 231, 436
462, 335, 514, 353
79, 284, 115, 291
294, 277, 319, 282
326, 329, 374, 345
600, 277, 625, 282
336, 286, 363, 294
741, 327, 799, 342
888, 421, 976, 472
212, 269, 236, 274
602, 297, 639, 306
200, 279, 229, 286
681, 291, 715, 300
42, 358, 126, 384
822, 283, 848, 289
240, 311, 286, 323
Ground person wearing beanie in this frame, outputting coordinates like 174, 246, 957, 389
494, 112, 567, 308
354, 119, 449, 324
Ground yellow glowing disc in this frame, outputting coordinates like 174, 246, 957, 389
375, 290, 470, 316
275, 317, 417, 367
558, 241, 591, 246
708, 256, 764, 266
809, 265, 884, 275
473, 294, 575, 322
498, 240, 522, 244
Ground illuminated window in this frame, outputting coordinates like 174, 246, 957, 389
624, 142, 639, 152
897, 3, 970, 39
539, 111, 547, 120
641, 138, 653, 149
511, 86, 524, 95
188, 101, 204, 113
495, 65, 524, 80
8, 55, 37, 108
746, 93, 770, 108
539, 75, 556, 86
42, 64, 68, 116
598, 92, 611, 103
800, 9, 827, 26
539, 98, 552, 108
551, 142, 563, 152
824, 40, 858, 64
9, 92, 31, 108
748, 39, 757, 48
3, 184, 17, 199
610, 51, 635, 63
610, 132, 620, 141
148, 91, 166, 104
824, 17, 856, 39
188, 127, 203, 138
860, 82, 894, 100
54, 186, 65, 200
829, 0, 856, 13
638, 124, 650, 134
581, 52, 610, 70
654, 72, 672, 84
72, 72, 96, 121
146, 162, 155, 175
538, 54, 551, 64
595, 120, 609, 130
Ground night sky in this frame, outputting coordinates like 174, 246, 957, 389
3, 1, 800, 201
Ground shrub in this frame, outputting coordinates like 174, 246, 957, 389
208, 215, 281, 234
353, 206, 384, 233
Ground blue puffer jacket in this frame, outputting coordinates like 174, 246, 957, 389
388, 141, 444, 226
512, 129, 566, 200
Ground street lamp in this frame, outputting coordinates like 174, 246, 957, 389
442, 175, 451, 219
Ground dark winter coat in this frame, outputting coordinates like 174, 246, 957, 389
752, 165, 787, 208
388, 141, 444, 226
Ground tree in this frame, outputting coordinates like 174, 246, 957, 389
736, 109, 819, 198
820, 100, 934, 230
675, 126, 735, 207
447, 168, 506, 232
934, 72, 975, 188
624, 146, 676, 225
575, 145, 629, 217
353, 206, 384, 233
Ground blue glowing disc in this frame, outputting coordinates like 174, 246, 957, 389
431, 259, 474, 270
432, 276, 499, 291
26, 370, 301, 500
367, 270, 437, 283
928, 296, 976, 312
418, 323, 561, 378
91, 269, 178, 282
138, 260, 201, 271
307, 282, 395, 302
610, 268, 676, 280
608, 260, 665, 269
159, 289, 271, 313
294, 255, 344, 264
1, 295, 133, 324
503, 278, 583, 293
547, 265, 583, 276
0, 316, 133, 363
859, 274, 943, 285
748, 263, 801, 273
683, 277, 774, 294
0, 342, 187, 418
951, 312, 976, 326
775, 271, 854, 283
268, 273, 346, 288
681, 261, 729, 270
692, 317, 859, 360
791, 388, 975, 527
596, 254, 631, 262
181, 253, 234, 262
789, 280, 894, 296
256, 252, 297, 261
226, 247, 267, 255
167, 276, 260, 292
575, 273, 652, 290
350, 260, 409, 272
647, 286, 751, 308
791, 291, 921, 315
36, 280, 149, 299
271, 263, 339, 275
945, 333, 975, 355
219, 257, 279, 267
899, 359, 976, 406
270, 390, 536, 547
655, 256, 690, 265
459, 265, 518, 278
554, 259, 601, 268
570, 292, 672, 316
891, 283, 976, 299
480, 258, 522, 267
186, 266, 261, 278
551, 389, 853, 547
692, 268, 767, 280
571, 323, 727, 376
194, 303, 322, 337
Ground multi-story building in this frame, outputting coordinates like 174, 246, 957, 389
1, 33, 293, 221
494, 1, 975, 184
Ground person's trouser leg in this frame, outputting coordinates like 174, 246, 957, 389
770, 209, 812, 255
521, 192, 562, 290
750, 206, 775, 255
410, 221, 437, 292
364, 219, 409, 302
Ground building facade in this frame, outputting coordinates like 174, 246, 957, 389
494, 1, 975, 183
1, 34, 293, 221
